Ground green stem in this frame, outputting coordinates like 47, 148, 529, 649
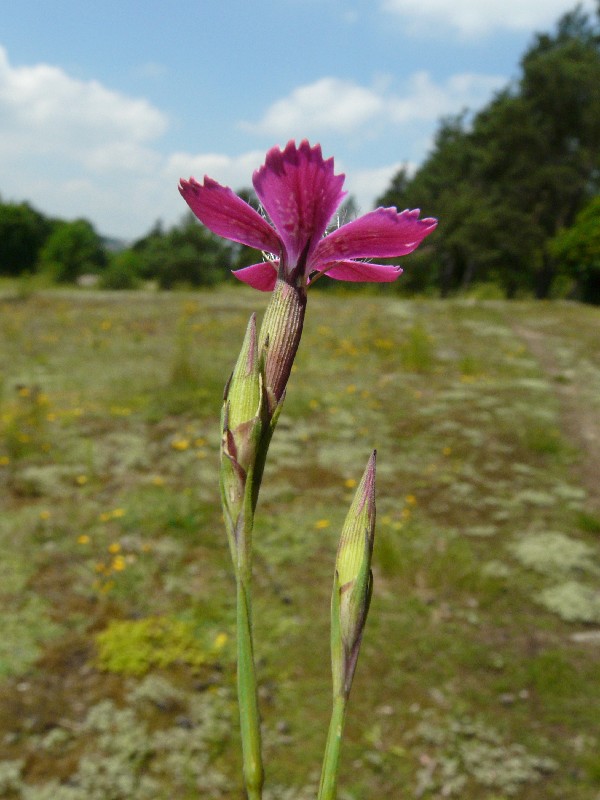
236, 575, 264, 799
317, 694, 348, 800
221, 282, 307, 799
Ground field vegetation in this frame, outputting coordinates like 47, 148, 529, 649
0, 285, 599, 799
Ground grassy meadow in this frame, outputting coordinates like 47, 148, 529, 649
0, 285, 599, 799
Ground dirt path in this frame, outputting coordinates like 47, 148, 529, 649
513, 323, 600, 513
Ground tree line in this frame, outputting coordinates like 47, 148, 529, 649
1, 4, 598, 301
0, 200, 242, 290
377, 3, 600, 303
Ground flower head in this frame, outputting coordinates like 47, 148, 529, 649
179, 140, 437, 292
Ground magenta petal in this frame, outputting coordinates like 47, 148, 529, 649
314, 207, 437, 263
232, 261, 278, 292
320, 260, 403, 283
252, 140, 346, 267
179, 176, 280, 254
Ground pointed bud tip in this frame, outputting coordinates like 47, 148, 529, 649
336, 451, 377, 587
357, 450, 376, 516
367, 449, 376, 481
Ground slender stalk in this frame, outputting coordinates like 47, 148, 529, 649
317, 694, 348, 800
221, 286, 306, 799
236, 574, 264, 799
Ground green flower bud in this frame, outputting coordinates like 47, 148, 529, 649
222, 314, 264, 476
331, 451, 376, 699
220, 315, 265, 564
227, 313, 261, 433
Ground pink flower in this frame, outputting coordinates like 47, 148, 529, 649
179, 140, 437, 292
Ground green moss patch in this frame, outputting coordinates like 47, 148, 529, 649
95, 616, 232, 675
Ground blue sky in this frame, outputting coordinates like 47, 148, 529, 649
0, 0, 594, 239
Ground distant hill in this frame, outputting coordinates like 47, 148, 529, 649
101, 235, 129, 253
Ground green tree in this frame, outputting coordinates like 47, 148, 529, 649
38, 219, 107, 283
0, 201, 53, 276
135, 212, 231, 289
549, 195, 600, 303
131, 218, 165, 254
502, 5, 600, 294
377, 3, 600, 299
99, 250, 144, 290
378, 114, 474, 296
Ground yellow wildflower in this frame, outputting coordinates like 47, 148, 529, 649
111, 555, 126, 571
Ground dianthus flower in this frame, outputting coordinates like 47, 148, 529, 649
179, 139, 437, 292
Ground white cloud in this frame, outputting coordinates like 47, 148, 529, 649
346, 162, 413, 213
166, 150, 266, 188
0, 46, 175, 237
389, 71, 506, 123
242, 71, 505, 141
241, 77, 385, 137
0, 39, 263, 238
381, 0, 596, 37
0, 46, 167, 161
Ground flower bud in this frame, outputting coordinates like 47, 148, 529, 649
258, 278, 306, 413
226, 313, 261, 433
331, 451, 376, 699
220, 315, 264, 550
